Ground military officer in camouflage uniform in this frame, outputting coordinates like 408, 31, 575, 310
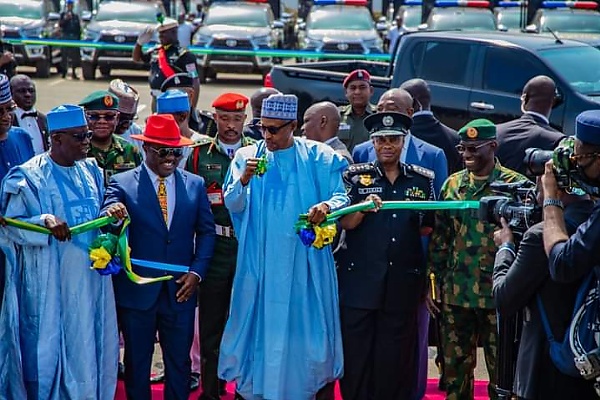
185, 92, 255, 400
338, 69, 378, 153
336, 112, 435, 400
429, 119, 529, 400
161, 73, 216, 137
79, 90, 142, 186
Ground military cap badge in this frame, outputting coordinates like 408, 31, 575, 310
236, 100, 244, 110
382, 115, 394, 127
103, 95, 114, 108
466, 127, 478, 139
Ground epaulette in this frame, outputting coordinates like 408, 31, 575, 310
198, 110, 215, 121
194, 136, 213, 147
406, 163, 435, 180
178, 47, 188, 56
346, 162, 377, 176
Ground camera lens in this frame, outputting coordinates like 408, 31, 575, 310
524, 148, 553, 176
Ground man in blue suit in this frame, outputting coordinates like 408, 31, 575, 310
102, 114, 216, 400
350, 88, 447, 400
352, 88, 448, 195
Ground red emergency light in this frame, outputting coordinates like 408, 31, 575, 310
435, 0, 491, 7
541, 1, 598, 8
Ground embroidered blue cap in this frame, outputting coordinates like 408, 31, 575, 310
0, 74, 11, 104
261, 94, 297, 120
156, 89, 190, 114
575, 110, 600, 146
47, 104, 88, 132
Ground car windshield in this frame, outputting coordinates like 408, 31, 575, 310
204, 5, 269, 27
429, 9, 497, 30
539, 46, 600, 95
307, 6, 374, 30
402, 7, 422, 28
96, 3, 158, 23
0, 1, 42, 19
541, 12, 600, 33
496, 9, 522, 30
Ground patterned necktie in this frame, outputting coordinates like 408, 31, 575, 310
158, 177, 168, 224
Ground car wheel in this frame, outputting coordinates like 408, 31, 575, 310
99, 65, 111, 77
82, 63, 96, 80
35, 60, 50, 79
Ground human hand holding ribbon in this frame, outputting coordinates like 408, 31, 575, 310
295, 200, 480, 249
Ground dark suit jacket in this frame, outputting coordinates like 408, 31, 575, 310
411, 112, 462, 175
496, 113, 565, 177
352, 134, 448, 196
102, 166, 216, 311
493, 200, 596, 399
12, 110, 49, 151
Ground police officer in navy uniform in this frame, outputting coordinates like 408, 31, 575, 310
160, 73, 216, 137
133, 20, 200, 113
335, 111, 435, 400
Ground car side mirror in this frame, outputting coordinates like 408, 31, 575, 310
553, 88, 564, 108
273, 20, 284, 29
47, 12, 60, 21
81, 10, 92, 22
525, 24, 538, 33
497, 24, 508, 32
417, 23, 428, 31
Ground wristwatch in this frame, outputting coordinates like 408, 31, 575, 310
543, 198, 564, 209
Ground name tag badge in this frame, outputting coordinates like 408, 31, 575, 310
114, 162, 136, 171
207, 185, 224, 206
358, 187, 383, 195
339, 123, 351, 131
206, 164, 222, 171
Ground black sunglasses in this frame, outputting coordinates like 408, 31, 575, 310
456, 142, 492, 154
147, 147, 184, 158
55, 130, 93, 141
87, 113, 117, 122
259, 120, 294, 135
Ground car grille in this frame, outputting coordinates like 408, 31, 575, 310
99, 33, 137, 57
321, 42, 364, 54
212, 38, 253, 50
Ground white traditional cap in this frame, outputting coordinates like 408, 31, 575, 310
157, 20, 178, 32
0, 74, 11, 104
261, 94, 298, 121
108, 79, 139, 115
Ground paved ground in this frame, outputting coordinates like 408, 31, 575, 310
33, 66, 491, 384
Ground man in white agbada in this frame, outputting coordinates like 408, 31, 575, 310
218, 94, 348, 400
0, 104, 125, 399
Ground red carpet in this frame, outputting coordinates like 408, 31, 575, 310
115, 379, 490, 399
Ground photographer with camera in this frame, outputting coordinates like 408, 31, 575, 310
429, 119, 528, 400
543, 110, 600, 282
492, 181, 597, 399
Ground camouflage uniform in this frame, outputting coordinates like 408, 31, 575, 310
429, 160, 528, 400
185, 134, 255, 399
88, 134, 142, 186
337, 103, 378, 153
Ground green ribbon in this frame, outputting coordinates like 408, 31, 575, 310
3, 216, 172, 285
297, 200, 479, 227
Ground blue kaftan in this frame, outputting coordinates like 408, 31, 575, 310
218, 138, 348, 400
0, 154, 119, 400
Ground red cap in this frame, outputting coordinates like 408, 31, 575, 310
343, 69, 371, 88
130, 114, 193, 147
211, 92, 249, 112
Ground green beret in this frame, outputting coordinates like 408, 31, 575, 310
79, 90, 119, 111
458, 119, 496, 141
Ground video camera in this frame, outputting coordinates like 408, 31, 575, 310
479, 180, 541, 235
524, 136, 600, 197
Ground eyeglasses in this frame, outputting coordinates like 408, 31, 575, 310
455, 142, 492, 154
259, 120, 294, 135
86, 113, 117, 122
0, 104, 16, 116
57, 130, 93, 141
570, 152, 600, 162
147, 147, 184, 158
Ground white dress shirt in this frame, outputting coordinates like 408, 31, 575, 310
144, 163, 176, 229
15, 107, 45, 155
524, 111, 550, 125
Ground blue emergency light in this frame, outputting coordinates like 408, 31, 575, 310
497, 1, 524, 6
541, 1, 598, 8
404, 0, 423, 5
313, 0, 368, 5
435, 0, 491, 6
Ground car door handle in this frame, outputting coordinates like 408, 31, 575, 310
470, 101, 495, 111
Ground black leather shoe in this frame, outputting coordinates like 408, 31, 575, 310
190, 372, 200, 391
150, 372, 165, 384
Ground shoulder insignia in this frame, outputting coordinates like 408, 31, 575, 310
407, 163, 435, 180
194, 136, 213, 147
346, 162, 377, 175
198, 109, 214, 120
359, 174, 373, 186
